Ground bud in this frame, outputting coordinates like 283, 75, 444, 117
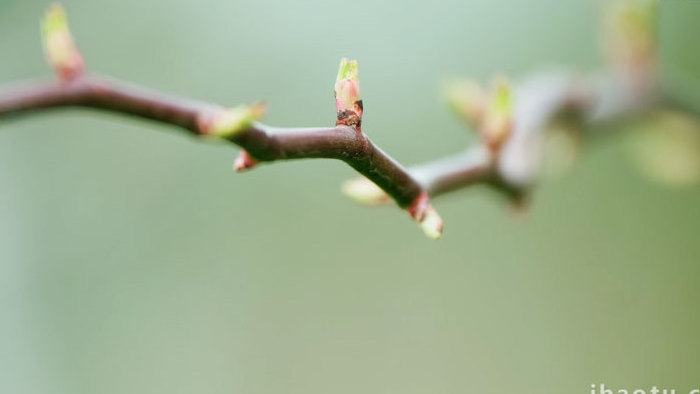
42, 3, 85, 81
341, 177, 390, 205
481, 78, 513, 152
604, 0, 657, 71
334, 58, 363, 131
233, 150, 259, 172
407, 192, 443, 240
419, 206, 443, 240
443, 78, 485, 126
207, 102, 266, 139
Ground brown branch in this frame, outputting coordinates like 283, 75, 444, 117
0, 75, 424, 210
410, 147, 494, 197
0, 77, 218, 129
0, 55, 659, 241
352, 68, 655, 207
0, 1, 686, 239
0, 5, 450, 239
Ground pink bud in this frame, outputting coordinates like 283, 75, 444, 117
334, 58, 363, 131
42, 4, 85, 82
233, 151, 259, 172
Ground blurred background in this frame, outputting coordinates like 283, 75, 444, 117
2, 0, 700, 393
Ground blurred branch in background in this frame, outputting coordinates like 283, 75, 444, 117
0, 0, 698, 240
344, 0, 700, 207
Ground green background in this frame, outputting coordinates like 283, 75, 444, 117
1, 0, 700, 393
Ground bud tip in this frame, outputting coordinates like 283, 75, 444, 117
420, 206, 444, 240
233, 150, 259, 172
407, 192, 443, 240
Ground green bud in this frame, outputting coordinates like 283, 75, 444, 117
42, 3, 84, 81
407, 192, 443, 240
420, 206, 443, 240
208, 102, 266, 138
443, 78, 485, 126
334, 58, 363, 129
605, 0, 657, 68
481, 78, 514, 151
341, 177, 390, 205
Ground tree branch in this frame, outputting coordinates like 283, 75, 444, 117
0, 74, 433, 223
0, 1, 692, 239
0, 5, 452, 238
348, 68, 655, 207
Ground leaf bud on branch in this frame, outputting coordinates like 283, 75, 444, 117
334, 58, 363, 131
407, 192, 444, 240
41, 3, 85, 81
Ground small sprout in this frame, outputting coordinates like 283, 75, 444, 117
42, 3, 85, 81
604, 0, 657, 70
481, 78, 514, 152
341, 177, 390, 205
208, 102, 266, 139
407, 192, 443, 240
419, 206, 443, 240
443, 78, 485, 126
334, 58, 363, 131
233, 150, 259, 172
444, 76, 514, 152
